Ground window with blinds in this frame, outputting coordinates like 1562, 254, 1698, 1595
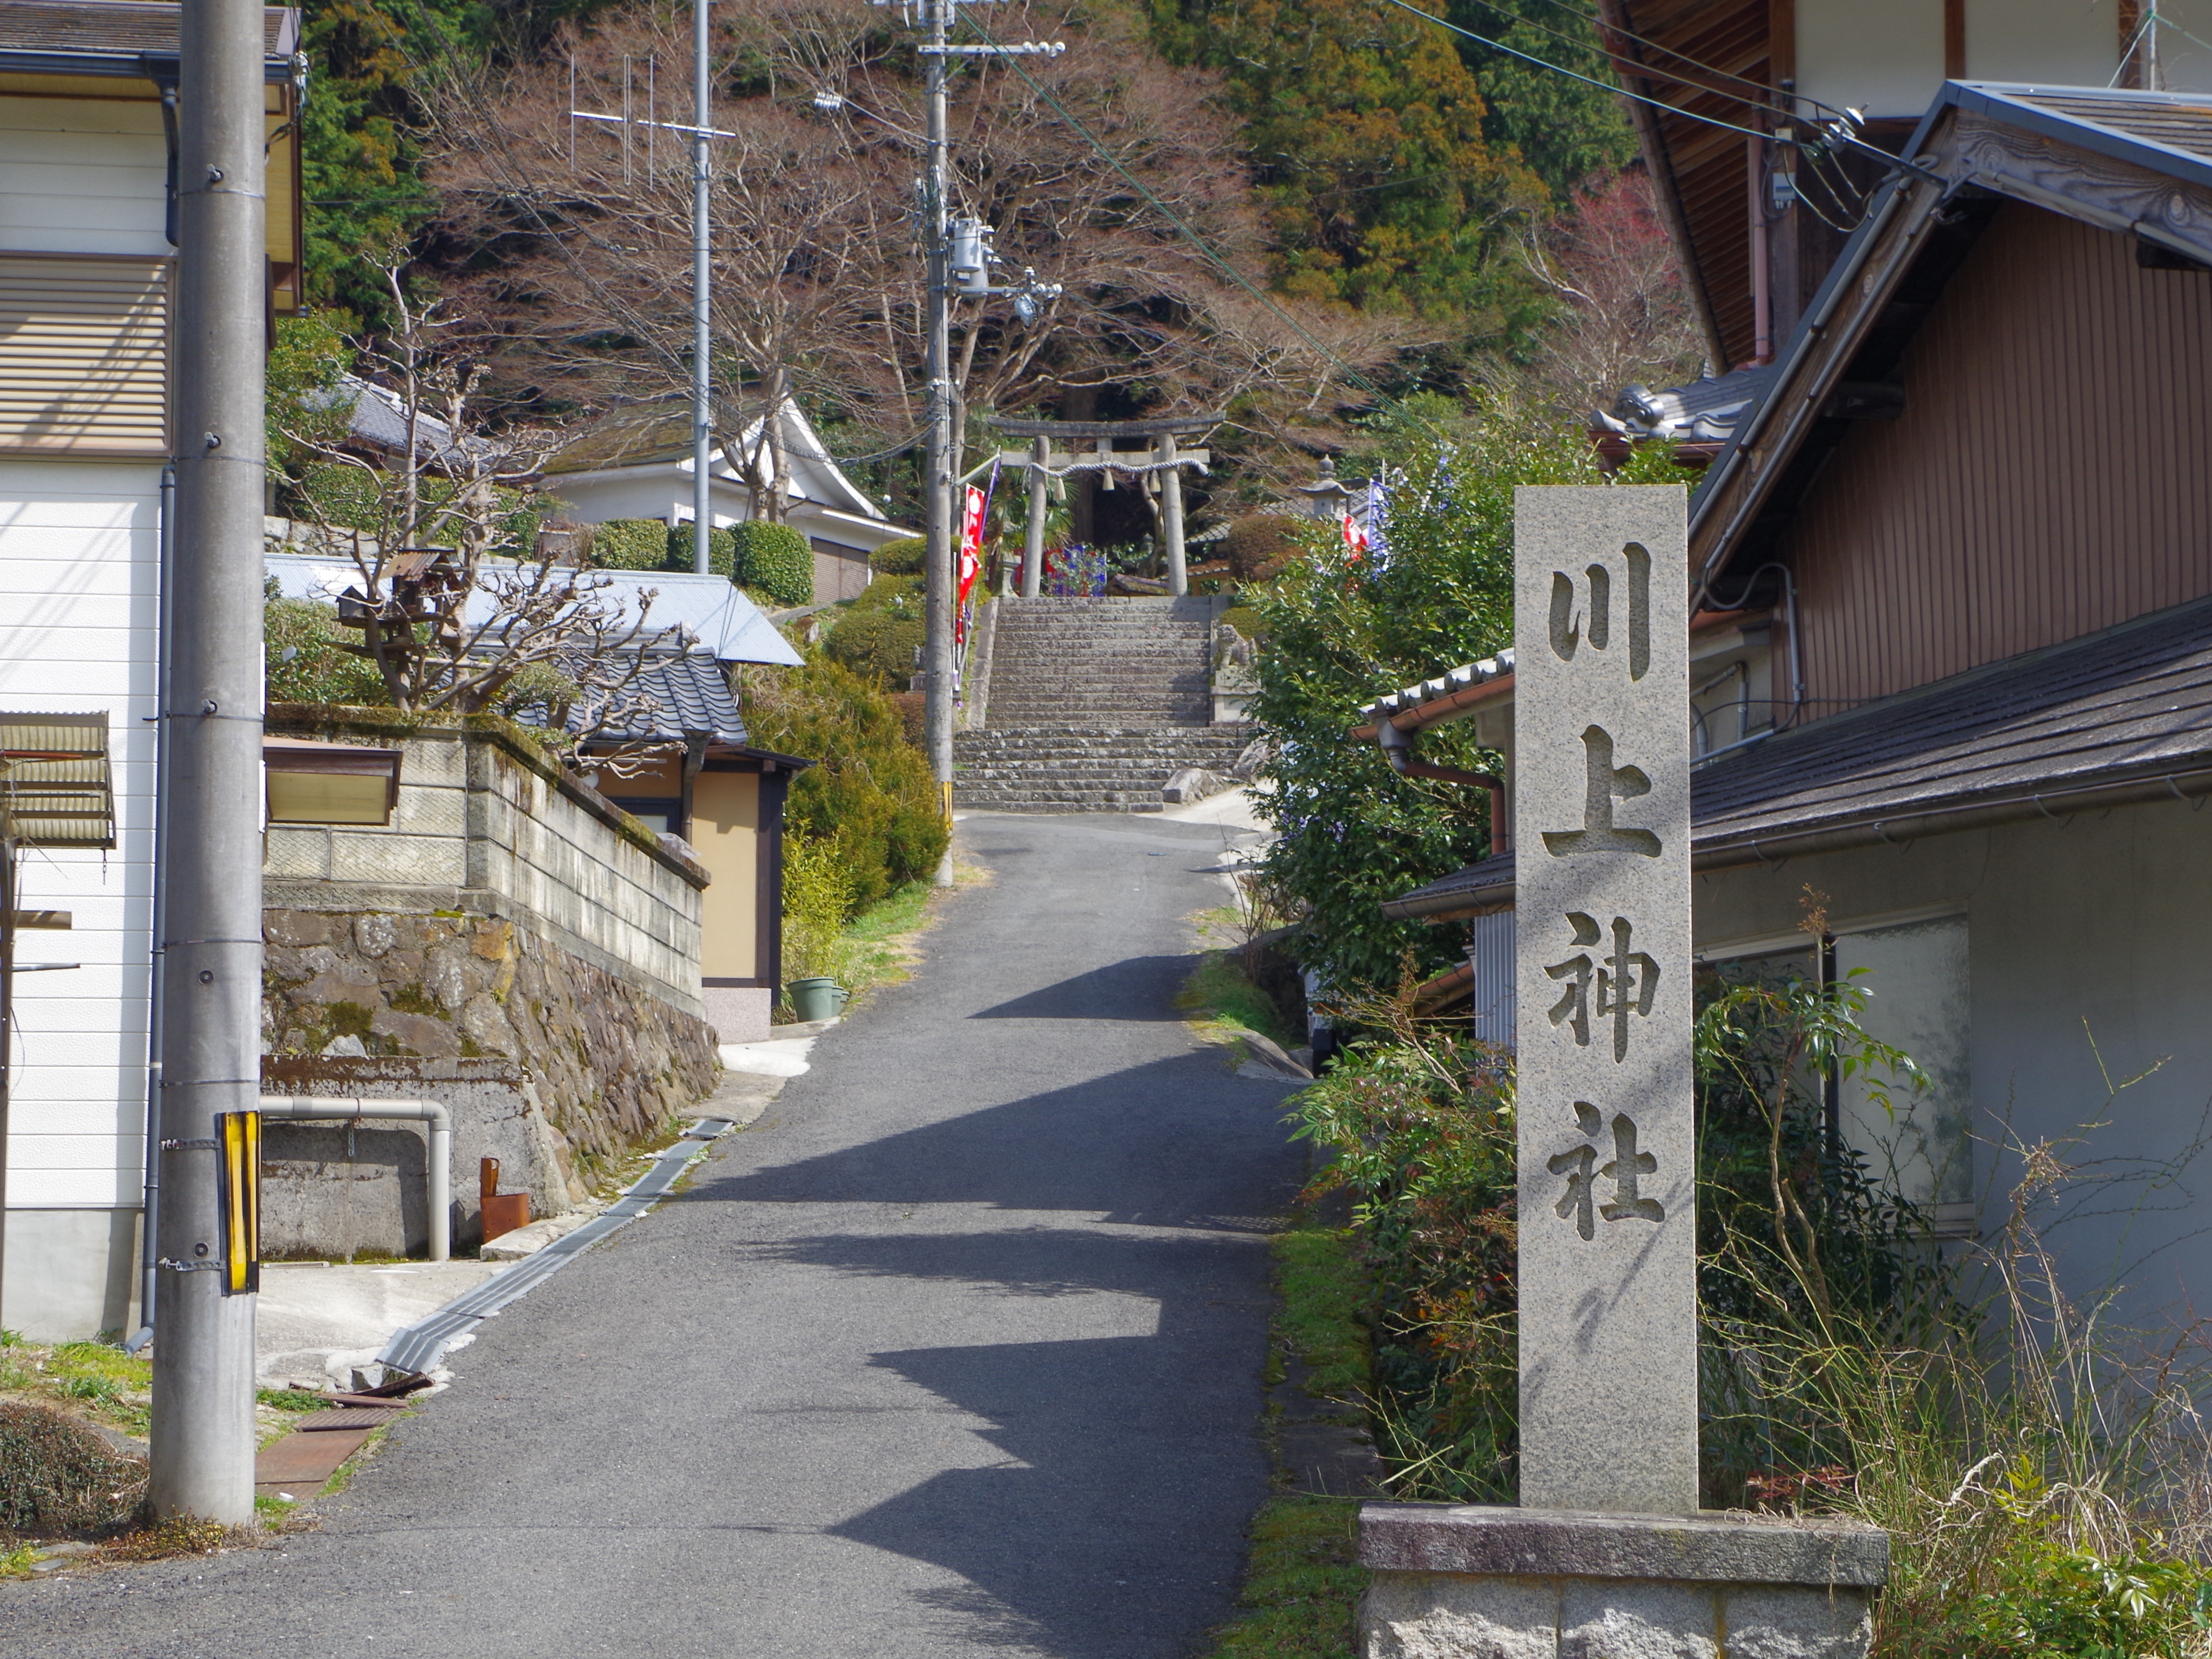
0, 254, 169, 457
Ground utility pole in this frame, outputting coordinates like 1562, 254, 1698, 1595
149, 0, 267, 1524
922, 0, 957, 849
692, 0, 714, 573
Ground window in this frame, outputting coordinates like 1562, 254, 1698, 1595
0, 256, 170, 457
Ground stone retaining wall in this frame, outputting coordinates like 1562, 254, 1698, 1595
259, 711, 722, 1256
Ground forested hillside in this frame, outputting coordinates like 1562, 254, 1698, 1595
287, 0, 1699, 485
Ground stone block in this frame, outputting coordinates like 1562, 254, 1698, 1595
1722, 1588, 1875, 1659
1364, 1573, 1557, 1659
1560, 1579, 1715, 1659
1357, 1508, 1884, 1659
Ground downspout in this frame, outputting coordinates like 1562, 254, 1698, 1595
125, 460, 177, 1354
1749, 132, 1772, 364
255, 1097, 452, 1262
1377, 718, 1511, 855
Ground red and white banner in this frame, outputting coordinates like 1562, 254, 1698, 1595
955, 483, 986, 644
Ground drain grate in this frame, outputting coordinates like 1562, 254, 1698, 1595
378, 1118, 735, 1376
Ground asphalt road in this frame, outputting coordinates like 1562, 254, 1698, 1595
2, 811, 1306, 1658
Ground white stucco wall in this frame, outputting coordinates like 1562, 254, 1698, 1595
1692, 796, 2212, 1329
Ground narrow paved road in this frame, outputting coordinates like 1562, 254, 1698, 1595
2, 813, 1306, 1658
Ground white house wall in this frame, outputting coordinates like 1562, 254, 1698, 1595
1691, 797, 2212, 1332
0, 95, 168, 257
0, 458, 160, 1339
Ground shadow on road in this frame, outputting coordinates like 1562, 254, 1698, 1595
966, 955, 1199, 1023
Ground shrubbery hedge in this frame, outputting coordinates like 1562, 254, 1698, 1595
735, 521, 813, 606
823, 609, 926, 690
871, 535, 925, 575
742, 650, 946, 913
587, 519, 738, 578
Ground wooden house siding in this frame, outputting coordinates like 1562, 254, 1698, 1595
1784, 203, 2212, 709
0, 253, 170, 456
0, 95, 167, 257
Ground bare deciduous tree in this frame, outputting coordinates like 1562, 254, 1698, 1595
1517, 169, 1706, 421
274, 264, 689, 759
421, 0, 1404, 492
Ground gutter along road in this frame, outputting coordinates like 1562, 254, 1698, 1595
1, 813, 1306, 1657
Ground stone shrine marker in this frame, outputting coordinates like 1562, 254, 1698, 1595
1356, 485, 1887, 1659
1513, 484, 1696, 1516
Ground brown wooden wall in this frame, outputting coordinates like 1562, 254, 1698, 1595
1785, 204, 2212, 708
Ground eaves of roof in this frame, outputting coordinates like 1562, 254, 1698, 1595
1690, 81, 2212, 593
1384, 592, 2212, 920
0, 2, 298, 76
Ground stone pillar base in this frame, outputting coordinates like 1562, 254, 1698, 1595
1358, 1504, 1888, 1659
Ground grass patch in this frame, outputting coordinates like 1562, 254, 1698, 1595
256, 1388, 328, 1413
318, 1424, 391, 1497
1273, 1227, 1372, 1399
0, 1333, 153, 1440
0, 1541, 39, 1578
1198, 1495, 1364, 1658
837, 879, 936, 1000
100, 1515, 231, 1562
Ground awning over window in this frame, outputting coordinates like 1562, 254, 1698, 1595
264, 736, 401, 825
0, 712, 113, 847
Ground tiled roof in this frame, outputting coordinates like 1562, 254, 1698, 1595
1384, 595, 2212, 916
584, 654, 748, 745
1591, 364, 1773, 447
0, 1, 297, 60
1693, 591, 2212, 846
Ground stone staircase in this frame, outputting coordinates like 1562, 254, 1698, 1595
955, 595, 1255, 813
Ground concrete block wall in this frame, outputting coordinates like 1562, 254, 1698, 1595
263, 715, 707, 1016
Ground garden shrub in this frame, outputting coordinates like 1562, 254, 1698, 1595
584, 519, 737, 577
589, 518, 672, 571
736, 521, 813, 606
823, 609, 925, 690
1221, 514, 1303, 583
742, 650, 946, 913
0, 1402, 145, 1535
780, 828, 854, 985
265, 591, 388, 705
871, 535, 925, 575
662, 523, 736, 579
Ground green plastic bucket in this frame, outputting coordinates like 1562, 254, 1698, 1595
787, 977, 848, 1023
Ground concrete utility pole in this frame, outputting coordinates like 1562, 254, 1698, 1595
692, 0, 714, 573
150, 0, 268, 1524
922, 0, 956, 841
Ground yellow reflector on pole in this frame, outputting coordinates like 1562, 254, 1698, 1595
215, 1110, 260, 1296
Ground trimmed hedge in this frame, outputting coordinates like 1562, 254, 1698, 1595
824, 609, 926, 690
736, 521, 813, 606
871, 535, 925, 575
586, 519, 737, 579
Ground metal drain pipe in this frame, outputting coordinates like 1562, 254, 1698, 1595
256, 1097, 452, 1263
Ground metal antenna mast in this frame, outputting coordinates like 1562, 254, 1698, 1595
572, 11, 733, 576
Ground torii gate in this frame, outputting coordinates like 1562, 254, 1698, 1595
989, 414, 1220, 598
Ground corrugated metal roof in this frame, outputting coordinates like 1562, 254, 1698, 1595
263, 554, 804, 668
1384, 593, 2212, 916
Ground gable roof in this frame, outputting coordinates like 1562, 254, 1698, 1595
262, 554, 804, 668
546, 397, 888, 524
1689, 82, 2212, 601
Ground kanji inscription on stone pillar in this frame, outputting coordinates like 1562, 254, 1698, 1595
1513, 485, 1696, 1515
